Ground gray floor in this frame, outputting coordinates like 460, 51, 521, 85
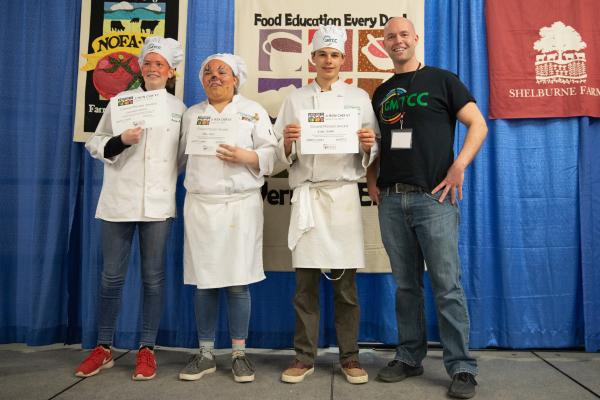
1, 344, 599, 400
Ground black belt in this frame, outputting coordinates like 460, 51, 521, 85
383, 183, 424, 194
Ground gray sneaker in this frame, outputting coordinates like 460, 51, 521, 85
377, 359, 424, 382
231, 351, 255, 382
448, 372, 477, 399
179, 354, 216, 381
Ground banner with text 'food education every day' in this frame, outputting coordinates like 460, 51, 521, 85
235, 0, 425, 272
74, 0, 188, 142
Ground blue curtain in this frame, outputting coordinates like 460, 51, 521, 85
1, 0, 598, 352
0, 1, 83, 344
427, 0, 584, 349
580, 117, 600, 352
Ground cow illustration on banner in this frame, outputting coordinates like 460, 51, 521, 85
74, 0, 188, 142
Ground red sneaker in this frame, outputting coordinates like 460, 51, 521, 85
133, 347, 157, 380
75, 346, 113, 377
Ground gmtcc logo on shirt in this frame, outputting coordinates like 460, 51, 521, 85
378, 88, 429, 124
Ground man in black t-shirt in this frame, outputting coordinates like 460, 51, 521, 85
367, 17, 488, 399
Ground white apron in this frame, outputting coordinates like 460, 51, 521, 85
289, 182, 365, 269
183, 190, 266, 289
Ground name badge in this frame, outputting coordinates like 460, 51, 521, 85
391, 129, 413, 149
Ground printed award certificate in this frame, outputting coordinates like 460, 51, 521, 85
185, 114, 237, 155
110, 89, 169, 134
300, 109, 359, 154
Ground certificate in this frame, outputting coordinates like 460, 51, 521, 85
185, 114, 237, 155
299, 109, 359, 154
110, 89, 169, 135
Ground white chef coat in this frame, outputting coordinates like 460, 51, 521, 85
273, 80, 380, 189
181, 95, 276, 195
181, 94, 277, 288
85, 88, 186, 221
274, 80, 380, 269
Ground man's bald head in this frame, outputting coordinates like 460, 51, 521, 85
383, 17, 417, 37
382, 16, 420, 72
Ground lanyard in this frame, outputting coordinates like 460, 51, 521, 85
398, 62, 421, 129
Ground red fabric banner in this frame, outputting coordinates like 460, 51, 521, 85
486, 0, 600, 119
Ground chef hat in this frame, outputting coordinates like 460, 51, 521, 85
199, 53, 248, 88
138, 36, 184, 68
312, 25, 347, 54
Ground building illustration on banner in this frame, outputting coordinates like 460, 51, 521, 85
487, 0, 599, 119
534, 21, 587, 85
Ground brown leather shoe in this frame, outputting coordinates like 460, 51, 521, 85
281, 359, 315, 383
341, 359, 368, 384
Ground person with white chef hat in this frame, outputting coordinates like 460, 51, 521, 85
77, 36, 186, 381
274, 25, 379, 385
178, 53, 277, 383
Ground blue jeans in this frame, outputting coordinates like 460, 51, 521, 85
97, 219, 172, 348
378, 190, 478, 377
195, 286, 251, 341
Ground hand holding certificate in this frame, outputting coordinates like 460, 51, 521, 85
110, 89, 169, 135
185, 114, 236, 155
299, 109, 359, 154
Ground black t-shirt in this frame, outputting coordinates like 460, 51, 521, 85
372, 66, 475, 191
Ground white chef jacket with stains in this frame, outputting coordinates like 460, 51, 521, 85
85, 88, 186, 221
273, 80, 380, 269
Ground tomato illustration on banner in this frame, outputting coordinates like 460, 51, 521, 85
93, 51, 142, 98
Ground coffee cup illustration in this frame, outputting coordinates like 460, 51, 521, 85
262, 31, 303, 73
361, 34, 393, 70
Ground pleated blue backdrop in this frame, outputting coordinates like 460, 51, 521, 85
0, 0, 598, 352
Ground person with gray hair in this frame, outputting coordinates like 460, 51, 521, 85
178, 53, 277, 383
78, 36, 186, 380
275, 25, 379, 385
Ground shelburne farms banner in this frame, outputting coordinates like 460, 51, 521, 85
486, 0, 600, 119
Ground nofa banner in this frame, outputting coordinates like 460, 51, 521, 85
73, 0, 188, 142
